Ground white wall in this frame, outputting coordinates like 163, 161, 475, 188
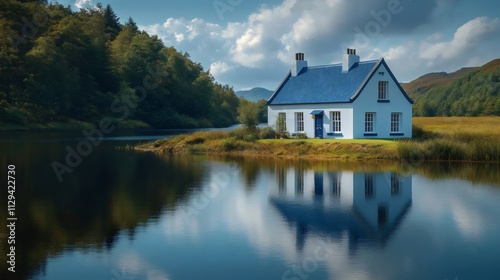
269, 169, 355, 208
352, 172, 412, 229
352, 63, 413, 138
268, 104, 354, 139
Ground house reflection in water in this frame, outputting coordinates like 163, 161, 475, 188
270, 167, 412, 253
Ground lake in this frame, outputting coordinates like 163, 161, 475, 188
1, 130, 500, 280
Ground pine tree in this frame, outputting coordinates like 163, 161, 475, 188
103, 4, 120, 39
125, 17, 139, 33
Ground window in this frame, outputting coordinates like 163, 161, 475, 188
378, 81, 388, 100
277, 113, 286, 133
391, 173, 400, 196
365, 174, 374, 199
330, 173, 341, 197
391, 113, 401, 132
365, 113, 375, 132
295, 112, 304, 132
295, 170, 304, 195
331, 111, 341, 132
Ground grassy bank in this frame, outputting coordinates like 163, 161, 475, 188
138, 129, 397, 160
398, 117, 500, 162
137, 117, 500, 162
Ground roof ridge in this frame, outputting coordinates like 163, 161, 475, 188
306, 59, 379, 69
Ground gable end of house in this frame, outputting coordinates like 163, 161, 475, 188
349, 58, 414, 104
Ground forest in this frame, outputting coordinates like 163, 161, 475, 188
411, 59, 500, 117
0, 0, 240, 129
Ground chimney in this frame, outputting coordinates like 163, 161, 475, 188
292, 53, 308, 77
342, 48, 360, 72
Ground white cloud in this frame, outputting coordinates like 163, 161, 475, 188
144, 18, 224, 45
74, 0, 94, 10
209, 61, 233, 76
174, 33, 185, 43
115, 252, 170, 280
383, 42, 415, 60
420, 17, 500, 63
141, 1, 500, 89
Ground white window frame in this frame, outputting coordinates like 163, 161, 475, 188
391, 112, 401, 132
330, 111, 341, 132
378, 81, 388, 100
365, 112, 375, 132
295, 112, 304, 132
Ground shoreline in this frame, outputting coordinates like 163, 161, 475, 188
136, 117, 500, 163
137, 140, 399, 161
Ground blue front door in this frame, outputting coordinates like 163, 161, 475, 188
315, 114, 323, 138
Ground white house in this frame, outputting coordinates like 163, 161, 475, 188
267, 49, 413, 139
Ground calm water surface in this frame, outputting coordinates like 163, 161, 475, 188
1, 131, 500, 280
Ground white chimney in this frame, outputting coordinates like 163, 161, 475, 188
342, 48, 360, 72
292, 53, 307, 77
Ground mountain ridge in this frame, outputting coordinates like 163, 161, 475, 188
235, 87, 274, 102
410, 58, 500, 116
401, 67, 478, 98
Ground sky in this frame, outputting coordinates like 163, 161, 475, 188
57, 0, 500, 91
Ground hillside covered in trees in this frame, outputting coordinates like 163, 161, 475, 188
405, 59, 500, 117
0, 0, 239, 129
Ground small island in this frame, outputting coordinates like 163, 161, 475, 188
137, 117, 500, 163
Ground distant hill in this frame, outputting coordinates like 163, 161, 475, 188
408, 59, 500, 116
402, 67, 478, 99
236, 87, 273, 102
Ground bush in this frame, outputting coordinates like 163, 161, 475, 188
230, 127, 251, 140
221, 138, 237, 151
237, 99, 259, 129
258, 127, 275, 139
281, 132, 290, 139
244, 134, 258, 142
5, 107, 33, 125
295, 133, 308, 139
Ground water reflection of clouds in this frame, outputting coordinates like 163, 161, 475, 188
115, 251, 170, 280
415, 177, 495, 241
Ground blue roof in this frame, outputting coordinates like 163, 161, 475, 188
268, 60, 378, 105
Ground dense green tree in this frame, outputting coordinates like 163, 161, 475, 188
238, 98, 260, 129
103, 4, 121, 39
256, 99, 268, 123
0, 1, 239, 128
413, 60, 500, 117
124, 17, 138, 33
